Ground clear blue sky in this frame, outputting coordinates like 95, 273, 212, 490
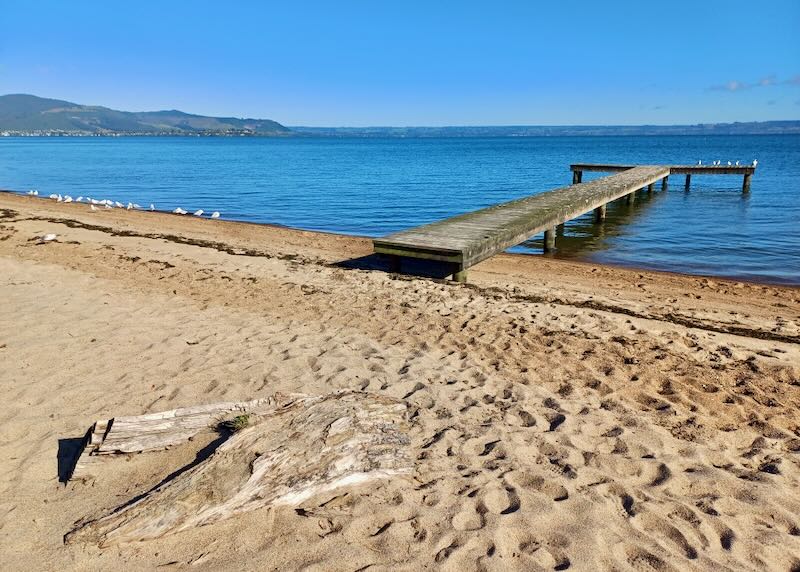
1, 0, 798, 126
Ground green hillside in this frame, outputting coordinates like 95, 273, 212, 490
0, 94, 290, 135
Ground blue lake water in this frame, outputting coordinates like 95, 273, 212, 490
1, 135, 798, 284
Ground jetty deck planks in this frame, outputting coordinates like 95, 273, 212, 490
570, 163, 756, 176
374, 165, 670, 280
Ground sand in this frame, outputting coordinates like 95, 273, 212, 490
0, 192, 798, 571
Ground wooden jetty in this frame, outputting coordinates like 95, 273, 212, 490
570, 163, 756, 192
373, 162, 756, 282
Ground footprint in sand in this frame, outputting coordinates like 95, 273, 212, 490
483, 483, 521, 515
451, 500, 487, 531
510, 472, 569, 502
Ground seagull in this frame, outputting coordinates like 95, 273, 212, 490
56, 194, 63, 202
126, 202, 133, 210
41, 233, 57, 242
753, 159, 758, 167
64, 196, 73, 203
49, 194, 58, 200
149, 204, 155, 211
105, 203, 113, 209
735, 160, 740, 166
114, 201, 124, 208
697, 160, 702, 165
76, 196, 83, 202
727, 161, 732, 166
210, 211, 220, 219
193, 209, 204, 217
27, 189, 38, 196
90, 204, 98, 211
173, 207, 188, 215
133, 203, 141, 209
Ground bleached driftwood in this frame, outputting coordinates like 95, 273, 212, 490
65, 391, 411, 546
71, 396, 284, 481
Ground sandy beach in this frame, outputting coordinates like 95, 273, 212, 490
0, 191, 798, 571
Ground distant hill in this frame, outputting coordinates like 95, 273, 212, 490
2, 94, 798, 137
290, 121, 800, 137
0, 94, 290, 135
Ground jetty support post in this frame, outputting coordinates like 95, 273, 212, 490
594, 203, 607, 222
661, 176, 668, 191
647, 183, 654, 193
685, 174, 691, 191
543, 227, 556, 253
452, 264, 468, 283
743, 173, 752, 193
572, 170, 583, 184
626, 191, 636, 205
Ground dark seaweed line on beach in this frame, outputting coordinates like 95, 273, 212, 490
4, 209, 798, 346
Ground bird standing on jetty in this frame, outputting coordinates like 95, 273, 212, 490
753, 159, 758, 167
697, 160, 702, 165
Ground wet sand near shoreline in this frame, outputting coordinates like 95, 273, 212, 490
1, 192, 798, 571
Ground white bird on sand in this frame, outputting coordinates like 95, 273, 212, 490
149, 204, 155, 211
193, 209, 204, 217
114, 201, 124, 208
64, 196, 73, 203
49, 194, 58, 200
126, 202, 133, 210
56, 194, 63, 202
105, 203, 113, 209
90, 204, 98, 211
76, 196, 83, 202
41, 233, 57, 242
753, 159, 758, 167
27, 189, 38, 196
173, 207, 188, 215
210, 211, 220, 219
133, 203, 141, 209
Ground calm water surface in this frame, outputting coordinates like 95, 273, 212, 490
1, 135, 798, 284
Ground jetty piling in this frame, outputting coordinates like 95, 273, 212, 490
374, 163, 756, 283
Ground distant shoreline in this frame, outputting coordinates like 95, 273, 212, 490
3, 130, 800, 138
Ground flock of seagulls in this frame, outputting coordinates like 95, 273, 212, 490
26, 190, 221, 220
697, 159, 758, 167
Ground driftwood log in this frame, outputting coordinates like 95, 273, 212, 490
65, 391, 411, 546
71, 396, 283, 481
